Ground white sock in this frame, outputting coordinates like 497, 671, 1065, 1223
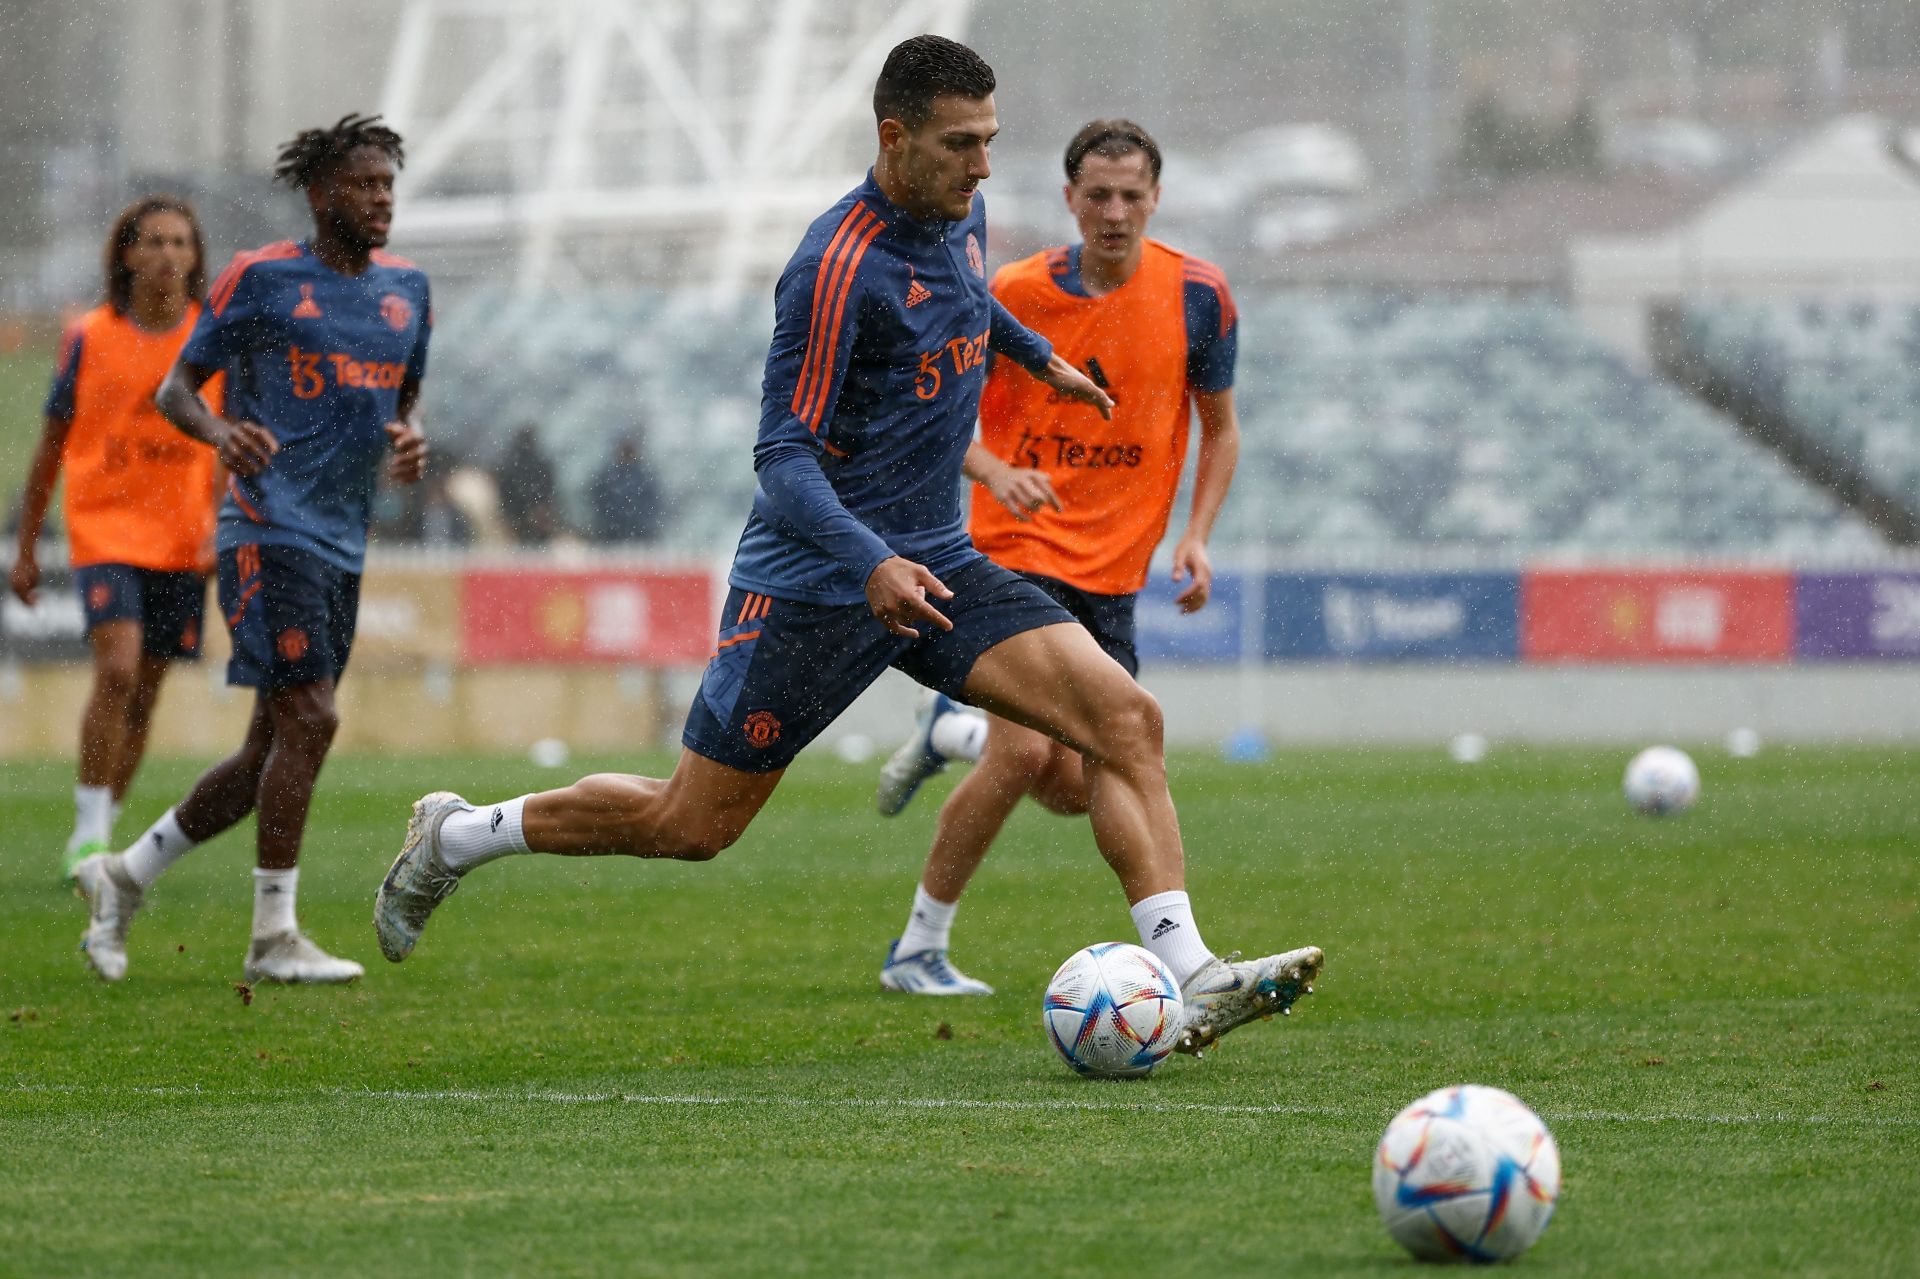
72, 784, 113, 848
929, 709, 987, 763
895, 884, 959, 958
252, 867, 298, 939
120, 808, 198, 887
1130, 890, 1215, 986
111, 800, 124, 830
438, 796, 530, 871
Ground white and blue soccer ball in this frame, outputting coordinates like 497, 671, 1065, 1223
1041, 942, 1184, 1079
1623, 745, 1701, 816
1373, 1084, 1561, 1263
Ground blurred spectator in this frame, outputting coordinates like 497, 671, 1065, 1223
589, 431, 664, 544
417, 466, 474, 547
496, 424, 560, 544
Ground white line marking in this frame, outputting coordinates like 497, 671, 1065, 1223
7, 1083, 1914, 1128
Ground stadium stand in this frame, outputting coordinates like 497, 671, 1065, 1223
422, 287, 1885, 555
1661, 299, 1920, 542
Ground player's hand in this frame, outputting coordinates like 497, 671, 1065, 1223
979, 457, 1061, 522
385, 420, 429, 484
865, 556, 954, 638
1038, 353, 1114, 420
8, 551, 38, 606
215, 420, 279, 477
1171, 536, 1213, 613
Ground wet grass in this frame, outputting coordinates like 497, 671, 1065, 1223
3, 745, 1916, 1276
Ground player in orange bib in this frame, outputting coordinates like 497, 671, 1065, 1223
875, 119, 1244, 997
10, 196, 221, 879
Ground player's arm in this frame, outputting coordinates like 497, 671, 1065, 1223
988, 295, 1111, 419
756, 248, 949, 636
155, 360, 277, 477
384, 285, 432, 484
1172, 265, 1242, 613
1172, 388, 1240, 613
9, 414, 73, 606
964, 439, 1059, 522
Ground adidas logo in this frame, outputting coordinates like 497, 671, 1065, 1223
905, 276, 932, 308
490, 807, 504, 833
1150, 917, 1179, 940
291, 284, 323, 318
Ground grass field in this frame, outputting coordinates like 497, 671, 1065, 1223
3, 744, 1916, 1276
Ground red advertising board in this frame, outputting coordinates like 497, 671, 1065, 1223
1521, 569, 1793, 663
461, 567, 714, 665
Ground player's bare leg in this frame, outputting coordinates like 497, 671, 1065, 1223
963, 622, 1321, 1054
375, 752, 783, 962
66, 621, 144, 873
109, 654, 173, 806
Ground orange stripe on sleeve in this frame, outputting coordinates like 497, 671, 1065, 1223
797, 214, 884, 431
209, 241, 301, 316
790, 206, 877, 423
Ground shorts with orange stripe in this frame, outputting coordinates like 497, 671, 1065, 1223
216, 542, 360, 690
682, 556, 1075, 773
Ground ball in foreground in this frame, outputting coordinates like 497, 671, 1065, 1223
1374, 1084, 1561, 1263
1623, 745, 1700, 816
1042, 943, 1184, 1078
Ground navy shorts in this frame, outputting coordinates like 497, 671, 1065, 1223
217, 543, 361, 690
684, 556, 1076, 772
73, 563, 206, 659
1016, 571, 1140, 678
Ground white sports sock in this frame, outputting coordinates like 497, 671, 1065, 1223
111, 800, 124, 831
252, 867, 298, 939
120, 808, 197, 887
895, 884, 959, 958
1130, 890, 1214, 986
929, 708, 987, 763
438, 796, 530, 871
72, 784, 114, 847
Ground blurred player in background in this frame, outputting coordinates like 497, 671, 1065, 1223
10, 196, 221, 880
873, 119, 1242, 997
72, 115, 431, 985
377, 39, 1316, 1060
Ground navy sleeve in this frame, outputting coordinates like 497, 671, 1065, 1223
753, 246, 895, 583
405, 279, 433, 384
183, 254, 266, 367
988, 295, 1052, 373
43, 325, 82, 420
1183, 273, 1238, 394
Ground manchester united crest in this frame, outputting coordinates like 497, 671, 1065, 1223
742, 710, 782, 749
380, 293, 414, 331
965, 233, 984, 278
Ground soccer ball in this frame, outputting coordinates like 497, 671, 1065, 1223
1373, 1084, 1561, 1263
1041, 942, 1184, 1079
1623, 745, 1701, 816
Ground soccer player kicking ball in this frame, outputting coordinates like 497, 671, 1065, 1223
73, 115, 431, 984
375, 37, 1319, 1057
872, 120, 1256, 1015
11, 197, 220, 880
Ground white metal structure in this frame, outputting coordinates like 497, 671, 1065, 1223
379, 0, 973, 295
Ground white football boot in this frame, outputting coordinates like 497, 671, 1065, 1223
879, 941, 994, 995
1174, 946, 1324, 1057
243, 931, 364, 984
74, 852, 143, 982
875, 692, 965, 816
373, 791, 473, 963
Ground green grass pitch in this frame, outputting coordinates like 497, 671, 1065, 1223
3, 745, 1915, 1276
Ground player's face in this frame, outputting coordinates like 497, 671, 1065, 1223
122, 210, 198, 295
1066, 150, 1159, 270
311, 146, 397, 250
891, 94, 997, 221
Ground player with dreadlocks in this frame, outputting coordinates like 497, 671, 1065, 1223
72, 114, 432, 985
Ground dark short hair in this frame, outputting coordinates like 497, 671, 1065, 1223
104, 195, 206, 313
873, 35, 995, 130
273, 112, 405, 189
1064, 119, 1163, 184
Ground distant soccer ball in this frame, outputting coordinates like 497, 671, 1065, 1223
528, 737, 571, 769
1623, 745, 1700, 816
1373, 1084, 1561, 1263
1041, 943, 1184, 1079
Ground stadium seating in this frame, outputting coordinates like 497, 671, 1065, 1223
1674, 299, 1920, 519
423, 287, 1883, 554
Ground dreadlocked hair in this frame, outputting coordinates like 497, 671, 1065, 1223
273, 113, 405, 189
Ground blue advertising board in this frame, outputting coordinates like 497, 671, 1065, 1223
1263, 572, 1520, 661
1135, 572, 1246, 664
